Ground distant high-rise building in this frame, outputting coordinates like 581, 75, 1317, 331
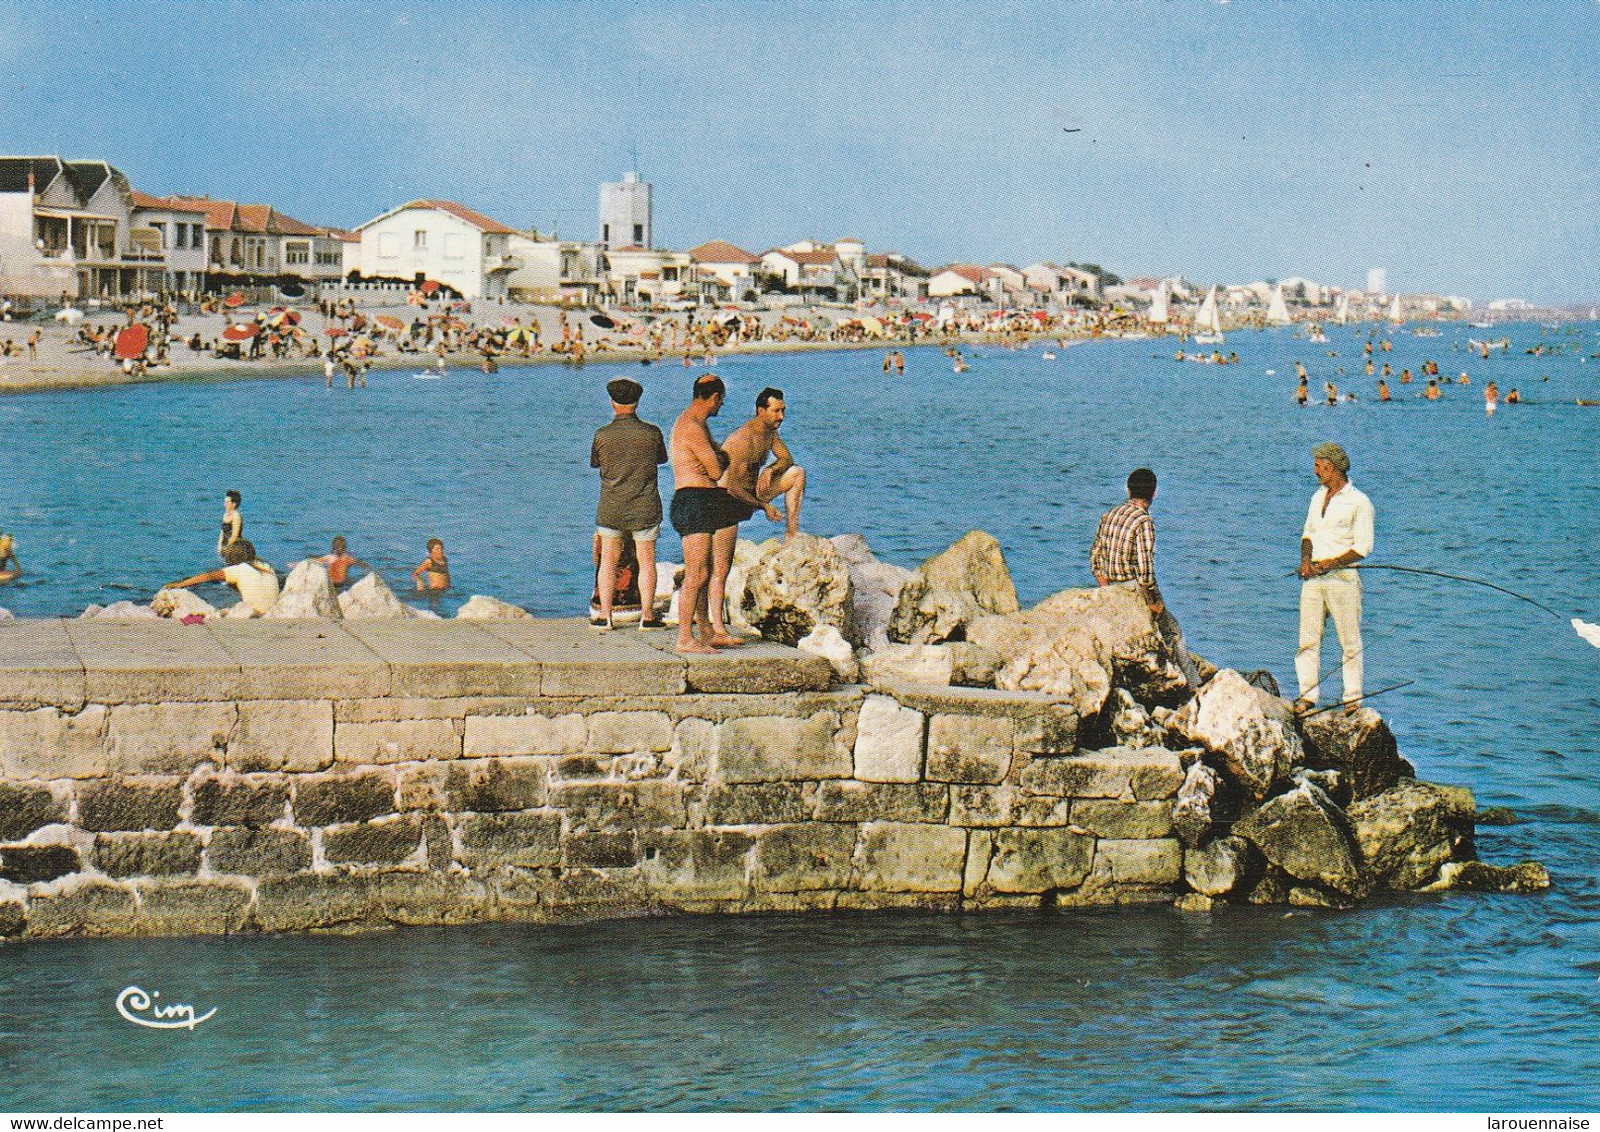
598, 171, 651, 249
1366, 267, 1387, 296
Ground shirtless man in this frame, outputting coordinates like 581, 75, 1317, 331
720, 387, 805, 542
668, 374, 741, 654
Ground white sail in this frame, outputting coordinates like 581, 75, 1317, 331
1267, 283, 1291, 325
1149, 280, 1169, 324
1389, 293, 1403, 322
1197, 286, 1221, 334
1336, 293, 1351, 325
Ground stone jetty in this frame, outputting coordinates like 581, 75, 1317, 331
0, 534, 1546, 939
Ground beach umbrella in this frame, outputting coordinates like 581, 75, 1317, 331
113, 324, 149, 360
374, 314, 406, 332
224, 292, 246, 308
277, 282, 306, 299
860, 316, 884, 336
324, 327, 347, 338
590, 313, 616, 330
420, 281, 440, 295
222, 323, 258, 341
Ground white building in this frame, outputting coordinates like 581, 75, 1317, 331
928, 264, 998, 300
353, 199, 518, 300
599, 171, 651, 250
506, 232, 605, 303
130, 192, 208, 293
0, 156, 166, 300
688, 240, 762, 300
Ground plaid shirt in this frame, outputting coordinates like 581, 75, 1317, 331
1090, 499, 1161, 603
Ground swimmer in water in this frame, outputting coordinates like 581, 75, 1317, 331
318, 536, 371, 587
411, 537, 450, 592
0, 530, 20, 584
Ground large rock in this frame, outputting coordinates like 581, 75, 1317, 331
832, 534, 911, 651
740, 533, 854, 646
888, 531, 1019, 645
150, 588, 218, 620
1233, 780, 1361, 895
718, 540, 764, 637
338, 571, 413, 619
455, 594, 533, 620
84, 601, 159, 620
1346, 779, 1475, 891
968, 584, 1185, 718
858, 642, 1001, 690
1165, 670, 1301, 801
1107, 687, 1165, 748
1430, 859, 1550, 894
1299, 707, 1415, 803
1184, 834, 1260, 897
262, 559, 339, 619
797, 625, 859, 683
1171, 760, 1219, 848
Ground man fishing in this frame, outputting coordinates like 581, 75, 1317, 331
1294, 441, 1375, 714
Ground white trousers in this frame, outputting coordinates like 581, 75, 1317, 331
1296, 572, 1363, 704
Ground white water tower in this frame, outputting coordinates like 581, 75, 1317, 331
599, 171, 652, 250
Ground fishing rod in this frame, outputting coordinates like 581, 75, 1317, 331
1300, 680, 1415, 720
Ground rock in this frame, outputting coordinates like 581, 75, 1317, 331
79, 604, 103, 617
1241, 670, 1281, 698
1234, 780, 1361, 895
831, 535, 911, 651
1430, 859, 1550, 894
1298, 707, 1414, 802
948, 642, 1001, 688
1244, 868, 1292, 905
0, 607, 12, 621
970, 584, 1184, 718
1476, 806, 1520, 826
338, 571, 414, 619
1184, 834, 1259, 896
797, 625, 859, 683
223, 601, 257, 620
1293, 768, 1342, 799
410, 606, 442, 620
1108, 687, 1165, 748
741, 533, 855, 646
1288, 885, 1354, 909
859, 643, 955, 688
262, 559, 339, 619
86, 600, 159, 619
888, 531, 1019, 645
150, 588, 218, 620
455, 594, 533, 620
1173, 892, 1215, 914
1171, 761, 1220, 848
717, 541, 764, 637
1346, 779, 1476, 891
1165, 670, 1301, 801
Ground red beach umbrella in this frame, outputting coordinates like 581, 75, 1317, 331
420, 280, 440, 295
113, 324, 149, 360
224, 292, 246, 308
325, 327, 348, 338
222, 323, 258, 342
374, 314, 406, 332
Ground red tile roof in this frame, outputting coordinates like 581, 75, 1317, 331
404, 199, 516, 235
689, 240, 761, 264
169, 196, 239, 231
789, 249, 838, 266
129, 191, 209, 214
943, 265, 993, 285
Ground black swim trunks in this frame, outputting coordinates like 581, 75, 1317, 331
670, 487, 737, 536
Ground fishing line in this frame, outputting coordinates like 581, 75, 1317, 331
1300, 680, 1415, 719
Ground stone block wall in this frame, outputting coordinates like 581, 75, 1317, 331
0, 621, 1191, 939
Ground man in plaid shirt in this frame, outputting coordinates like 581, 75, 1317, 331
1091, 468, 1201, 689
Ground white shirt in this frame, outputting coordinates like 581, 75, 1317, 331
1302, 482, 1374, 564
223, 561, 281, 615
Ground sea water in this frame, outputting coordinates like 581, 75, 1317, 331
0, 322, 1597, 1110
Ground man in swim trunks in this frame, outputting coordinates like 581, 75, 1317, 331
720, 386, 805, 542
669, 373, 740, 653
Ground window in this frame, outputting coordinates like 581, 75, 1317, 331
192, 223, 204, 248
175, 224, 187, 249
602, 223, 610, 245
633, 223, 644, 244
286, 241, 310, 266
414, 228, 428, 250
150, 222, 166, 248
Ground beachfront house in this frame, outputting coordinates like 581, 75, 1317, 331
602, 245, 692, 307
761, 245, 851, 300
353, 200, 519, 300
927, 264, 999, 302
0, 156, 166, 302
506, 232, 605, 304
859, 253, 929, 301
128, 192, 208, 294
986, 263, 1028, 300
688, 241, 762, 301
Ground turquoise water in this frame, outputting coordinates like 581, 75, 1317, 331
2, 322, 1598, 1110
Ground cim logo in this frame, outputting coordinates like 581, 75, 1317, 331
116, 986, 217, 1031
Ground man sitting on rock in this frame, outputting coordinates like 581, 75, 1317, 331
1090, 467, 1201, 689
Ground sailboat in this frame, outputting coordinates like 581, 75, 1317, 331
1335, 293, 1351, 326
1388, 294, 1403, 323
1148, 280, 1170, 326
1193, 285, 1224, 345
1266, 283, 1291, 326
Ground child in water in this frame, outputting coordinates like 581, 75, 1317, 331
412, 537, 451, 591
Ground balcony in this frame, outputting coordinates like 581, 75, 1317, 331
483, 255, 522, 273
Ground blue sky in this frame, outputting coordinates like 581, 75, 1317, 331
4, 0, 1597, 302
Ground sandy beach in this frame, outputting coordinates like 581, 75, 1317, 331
0, 297, 1059, 395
